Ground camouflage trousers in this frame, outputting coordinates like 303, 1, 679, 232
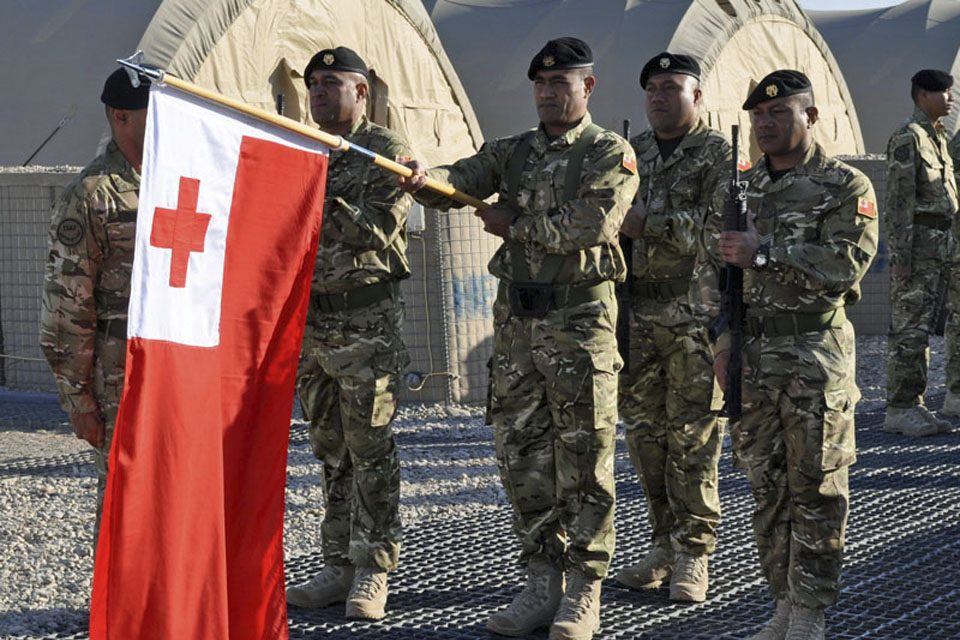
619, 314, 723, 556
734, 321, 858, 609
887, 256, 950, 407
944, 255, 960, 394
489, 288, 620, 580
297, 297, 408, 572
91, 325, 126, 549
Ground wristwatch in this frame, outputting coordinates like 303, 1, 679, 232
751, 244, 770, 270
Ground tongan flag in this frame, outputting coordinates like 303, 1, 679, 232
90, 83, 328, 639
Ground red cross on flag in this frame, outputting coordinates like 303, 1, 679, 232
90, 83, 328, 640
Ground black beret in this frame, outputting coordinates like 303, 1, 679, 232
639, 52, 701, 88
743, 69, 812, 110
100, 68, 150, 110
527, 37, 593, 80
304, 46, 369, 84
912, 69, 953, 92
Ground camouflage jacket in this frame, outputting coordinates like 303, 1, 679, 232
40, 141, 139, 414
413, 112, 639, 285
700, 143, 879, 352
950, 130, 960, 186
313, 115, 412, 294
629, 120, 732, 324
885, 108, 959, 266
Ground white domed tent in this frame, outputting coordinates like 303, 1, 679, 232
423, 0, 866, 159
809, 0, 960, 153
2, 0, 498, 404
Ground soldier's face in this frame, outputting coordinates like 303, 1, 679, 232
918, 88, 954, 120
307, 70, 367, 133
534, 69, 594, 133
645, 74, 701, 137
750, 95, 817, 159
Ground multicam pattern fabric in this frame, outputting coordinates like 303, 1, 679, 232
699, 142, 878, 608
940, 130, 960, 397
313, 115, 412, 294
298, 116, 412, 572
39, 140, 139, 539
885, 109, 959, 406
414, 112, 638, 578
618, 120, 730, 557
298, 298, 407, 571
415, 112, 638, 286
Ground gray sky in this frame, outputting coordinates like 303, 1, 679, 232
799, 0, 903, 9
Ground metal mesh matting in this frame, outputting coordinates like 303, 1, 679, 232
3, 400, 959, 640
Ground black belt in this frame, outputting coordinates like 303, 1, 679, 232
498, 280, 614, 318
96, 318, 127, 340
744, 308, 846, 338
630, 277, 689, 301
914, 214, 952, 231
311, 280, 399, 314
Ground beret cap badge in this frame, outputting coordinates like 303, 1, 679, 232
659, 57, 671, 69
766, 84, 779, 97
543, 55, 555, 67
323, 53, 335, 65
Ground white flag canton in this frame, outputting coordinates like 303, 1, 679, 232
128, 85, 328, 347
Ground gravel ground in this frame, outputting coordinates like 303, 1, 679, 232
0, 335, 947, 638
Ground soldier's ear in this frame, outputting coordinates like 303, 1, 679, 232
583, 74, 596, 97
804, 106, 819, 127
355, 79, 369, 103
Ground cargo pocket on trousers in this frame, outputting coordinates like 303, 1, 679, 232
821, 388, 856, 471
589, 348, 621, 430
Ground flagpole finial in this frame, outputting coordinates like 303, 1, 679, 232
117, 51, 165, 87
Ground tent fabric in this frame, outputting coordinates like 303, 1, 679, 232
136, 0, 484, 165
809, 0, 960, 153
426, 0, 865, 159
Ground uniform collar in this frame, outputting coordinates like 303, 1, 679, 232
533, 111, 594, 151
912, 107, 944, 137
754, 142, 824, 192
105, 140, 140, 191
638, 119, 708, 166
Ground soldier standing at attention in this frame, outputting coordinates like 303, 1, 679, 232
883, 69, 958, 434
702, 70, 877, 640
399, 37, 638, 640
940, 123, 960, 423
284, 47, 412, 621
615, 52, 731, 603
40, 69, 149, 548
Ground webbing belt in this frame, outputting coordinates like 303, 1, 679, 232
311, 280, 399, 314
744, 307, 846, 338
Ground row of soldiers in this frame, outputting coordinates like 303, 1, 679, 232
38, 35, 957, 640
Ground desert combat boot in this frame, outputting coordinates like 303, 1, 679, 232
286, 564, 355, 609
748, 600, 792, 640
784, 605, 825, 640
549, 571, 601, 640
487, 559, 564, 636
941, 391, 960, 419
615, 546, 674, 590
670, 552, 708, 602
345, 567, 388, 620
883, 405, 951, 436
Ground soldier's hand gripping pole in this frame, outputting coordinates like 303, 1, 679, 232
616, 119, 633, 371
116, 53, 489, 211
721, 125, 747, 422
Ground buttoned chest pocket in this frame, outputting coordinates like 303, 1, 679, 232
917, 146, 947, 199
666, 172, 702, 211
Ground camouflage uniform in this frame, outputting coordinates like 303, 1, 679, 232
297, 115, 412, 572
412, 113, 638, 578
700, 143, 878, 608
944, 130, 960, 399
40, 141, 139, 540
885, 109, 959, 407
619, 120, 728, 558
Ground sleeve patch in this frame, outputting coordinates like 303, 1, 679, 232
893, 145, 911, 162
56, 219, 84, 246
622, 151, 637, 174
857, 197, 876, 219
395, 155, 412, 164
737, 158, 752, 171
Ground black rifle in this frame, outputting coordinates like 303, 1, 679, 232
721, 125, 747, 421
617, 119, 633, 372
